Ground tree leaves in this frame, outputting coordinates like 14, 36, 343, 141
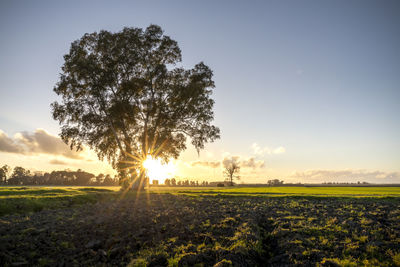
52, 24, 220, 179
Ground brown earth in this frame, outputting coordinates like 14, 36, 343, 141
0, 194, 399, 266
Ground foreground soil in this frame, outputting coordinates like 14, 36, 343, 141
0, 194, 399, 266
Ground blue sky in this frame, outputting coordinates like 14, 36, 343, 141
0, 0, 399, 183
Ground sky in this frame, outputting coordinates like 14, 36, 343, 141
0, 0, 399, 183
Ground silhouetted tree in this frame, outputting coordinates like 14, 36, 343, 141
52, 24, 220, 190
267, 179, 284, 186
103, 174, 118, 185
11, 166, 30, 178
96, 173, 105, 184
0, 165, 11, 184
7, 166, 31, 185
171, 178, 176, 186
164, 178, 171, 186
224, 161, 240, 186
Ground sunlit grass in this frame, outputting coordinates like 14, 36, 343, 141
0, 186, 120, 216
150, 186, 400, 197
1, 186, 399, 217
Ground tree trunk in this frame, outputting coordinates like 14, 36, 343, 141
130, 172, 149, 190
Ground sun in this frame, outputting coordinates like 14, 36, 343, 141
142, 156, 175, 184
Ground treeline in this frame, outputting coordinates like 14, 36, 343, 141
322, 181, 369, 185
0, 165, 118, 186
164, 178, 210, 187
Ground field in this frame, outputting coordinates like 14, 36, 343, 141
1, 186, 400, 266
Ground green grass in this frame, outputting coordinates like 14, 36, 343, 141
157, 186, 400, 197
0, 186, 120, 216
1, 186, 399, 217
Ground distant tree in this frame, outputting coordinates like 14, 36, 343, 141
177, 181, 182, 186
51, 24, 220, 190
224, 161, 240, 186
0, 165, 11, 184
102, 174, 113, 185
11, 166, 30, 178
7, 167, 31, 185
171, 178, 176, 186
74, 170, 95, 185
164, 178, 171, 186
96, 173, 105, 184
267, 179, 284, 186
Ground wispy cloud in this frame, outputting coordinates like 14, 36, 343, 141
191, 156, 265, 170
0, 129, 83, 159
49, 159, 67, 165
222, 156, 265, 169
0, 130, 24, 153
290, 169, 400, 183
251, 143, 286, 155
191, 160, 220, 168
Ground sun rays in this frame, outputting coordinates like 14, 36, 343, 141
118, 134, 176, 202
143, 156, 175, 184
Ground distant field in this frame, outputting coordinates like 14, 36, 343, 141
163, 186, 400, 197
0, 186, 119, 216
1, 186, 400, 217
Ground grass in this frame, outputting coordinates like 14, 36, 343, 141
152, 186, 400, 197
1, 186, 399, 265
1, 186, 400, 217
0, 186, 120, 216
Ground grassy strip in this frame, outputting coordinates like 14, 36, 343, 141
0, 187, 118, 216
1, 186, 400, 217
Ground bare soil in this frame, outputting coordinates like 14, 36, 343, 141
0, 194, 399, 266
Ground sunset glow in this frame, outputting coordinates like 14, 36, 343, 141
142, 156, 175, 183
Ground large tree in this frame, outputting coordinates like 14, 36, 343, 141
52, 25, 220, 189
224, 160, 240, 186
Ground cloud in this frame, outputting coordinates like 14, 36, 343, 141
223, 156, 265, 169
0, 130, 24, 153
0, 129, 83, 159
240, 157, 266, 169
273, 146, 286, 154
49, 159, 67, 165
290, 169, 400, 183
222, 156, 240, 168
251, 143, 286, 155
191, 156, 265, 170
191, 161, 220, 168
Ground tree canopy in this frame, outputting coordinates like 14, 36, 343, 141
52, 25, 220, 187
224, 160, 240, 186
0, 165, 10, 184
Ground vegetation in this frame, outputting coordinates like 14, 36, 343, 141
0, 165, 119, 186
0, 164, 11, 184
51, 24, 220, 189
0, 187, 118, 216
267, 179, 284, 186
0, 187, 399, 266
223, 159, 240, 186
173, 186, 400, 197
